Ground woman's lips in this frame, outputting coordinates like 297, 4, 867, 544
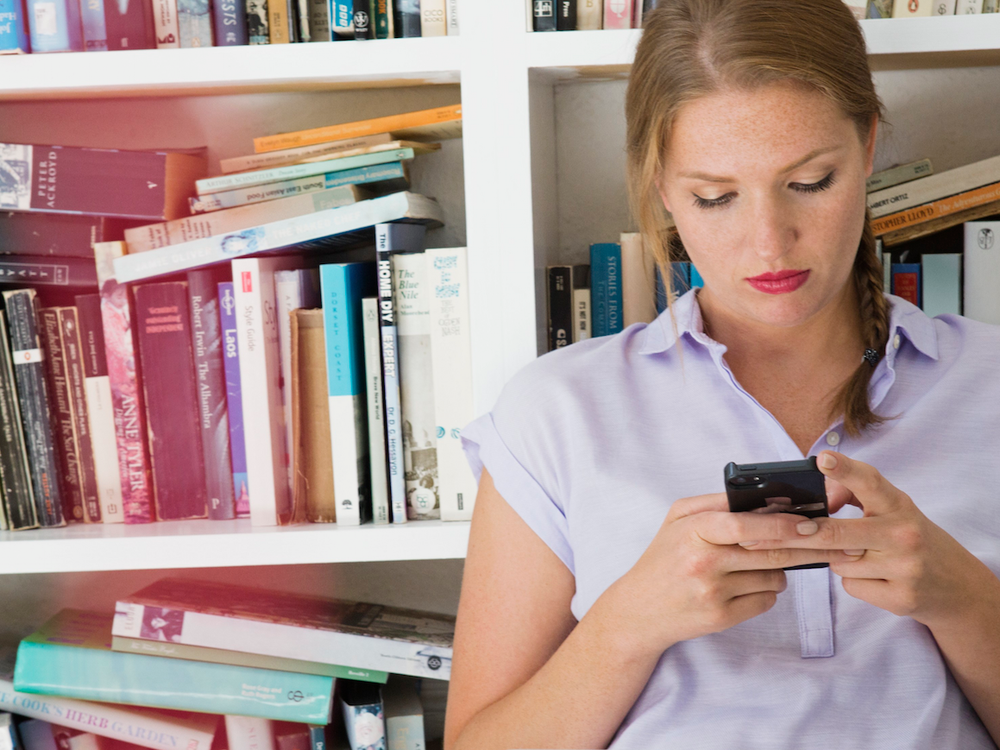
746, 270, 810, 294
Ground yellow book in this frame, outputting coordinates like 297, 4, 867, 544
254, 104, 463, 153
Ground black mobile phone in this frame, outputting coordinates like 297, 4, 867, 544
724, 456, 829, 571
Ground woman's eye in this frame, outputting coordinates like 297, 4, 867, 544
692, 192, 735, 210
791, 171, 836, 194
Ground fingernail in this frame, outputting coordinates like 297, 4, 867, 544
819, 452, 838, 470
739, 541, 758, 548
796, 520, 819, 535
845, 549, 865, 557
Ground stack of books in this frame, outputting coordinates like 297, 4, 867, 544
1, 577, 451, 750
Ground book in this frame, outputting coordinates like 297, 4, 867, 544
868, 161, 934, 194
319, 262, 375, 526
956, 0, 982, 10
111, 635, 387, 683
427, 247, 475, 523
892, 0, 932, 14
189, 164, 406, 214
273, 723, 309, 750
393, 252, 439, 520
212, 0, 249, 43
0, 0, 29, 53
134, 282, 209, 521
58, 307, 102, 523
187, 268, 237, 520
37, 308, 85, 523
14, 610, 334, 724
0, 213, 129, 258
17, 720, 96, 750
0, 308, 37, 529
382, 677, 423, 750
275, 268, 321, 504
253, 105, 462, 154
25, 0, 83, 51
963, 221, 1000, 325
603, 0, 630, 28
79, 0, 108, 49
353, 0, 372, 38
921, 253, 961, 317
178, 0, 214, 47
881, 241, 891, 295
933, 0, 957, 12
2, 288, 64, 527
0, 144, 205, 221
339, 681, 384, 750
620, 231, 656, 327
374, 222, 424, 525
151, 0, 180, 47
419, 0, 443, 34
225, 717, 274, 750
867, 153, 1000, 219
307, 0, 329, 40
104, 0, 156, 49
361, 298, 389, 525
330, 0, 350, 38
445, 0, 457, 33
291, 308, 336, 523
891, 263, 921, 308
218, 281, 250, 517
266, 0, 288, 43
247, 0, 268, 43
545, 266, 571, 352
113, 190, 443, 285
572, 264, 591, 343
392, 0, 419, 36
0, 257, 98, 287
590, 243, 622, 337
875, 193, 1000, 248
95, 241, 155, 525
867, 0, 893, 15
532, 0, 555, 30
872, 179, 1000, 237
576, 0, 599, 28
555, 0, 575, 29
218, 135, 399, 175
373, 0, 389, 37
233, 256, 301, 526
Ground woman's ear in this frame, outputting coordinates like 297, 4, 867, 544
656, 177, 673, 214
864, 115, 878, 178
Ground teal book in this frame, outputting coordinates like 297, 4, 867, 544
589, 243, 622, 337
13, 610, 334, 724
921, 253, 962, 318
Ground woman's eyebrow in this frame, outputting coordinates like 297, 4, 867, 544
677, 145, 844, 183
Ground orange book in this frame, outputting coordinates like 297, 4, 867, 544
253, 104, 463, 154
872, 179, 1000, 236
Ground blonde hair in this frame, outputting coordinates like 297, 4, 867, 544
626, 0, 889, 437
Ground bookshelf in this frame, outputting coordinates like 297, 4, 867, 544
0, 0, 999, 672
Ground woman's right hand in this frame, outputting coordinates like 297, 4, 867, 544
605, 493, 862, 655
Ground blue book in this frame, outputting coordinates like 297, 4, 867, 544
212, 0, 248, 44
589, 243, 622, 338
14, 610, 335, 724
79, 0, 107, 49
0, 0, 30, 53
689, 264, 704, 288
330, 0, 350, 37
25, 0, 83, 51
219, 281, 250, 518
320, 262, 376, 526
920, 254, 961, 317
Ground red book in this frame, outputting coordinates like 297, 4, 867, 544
134, 281, 208, 521
891, 263, 922, 308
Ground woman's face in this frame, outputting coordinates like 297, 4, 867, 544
658, 81, 876, 332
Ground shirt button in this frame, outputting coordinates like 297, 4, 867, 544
826, 431, 841, 447
893, 334, 901, 350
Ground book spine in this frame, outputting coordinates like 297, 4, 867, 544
188, 270, 237, 520
362, 297, 390, 524
532, 0, 554, 30
3, 289, 65, 527
151, 0, 180, 46
445, 0, 457, 32
307, 725, 325, 750
177, 0, 212, 44
331, 0, 350, 36
933, 1, 957, 15
921, 253, 962, 317
320, 263, 374, 526
0, 309, 38, 529
602, 0, 630, 28
219, 136, 394, 174
866, 158, 934, 193
892, 0, 933, 15
38, 308, 84, 523
340, 690, 385, 750
393, 252, 439, 520
546, 266, 572, 352
190, 162, 405, 213
891, 263, 922, 308
572, 264, 591, 342
95, 242, 155, 524
58, 308, 101, 523
74, 294, 124, 524
589, 243, 622, 337
26, 0, 83, 51
14, 640, 335, 724
0, 214, 124, 258
419, 0, 443, 34
79, 0, 107, 49
232, 259, 294, 526
0, 0, 30, 52
0, 257, 98, 287
218, 282, 250, 516
247, 0, 268, 42
212, 0, 248, 42
375, 251, 407, 524
956, 0, 981, 11
427, 247, 475, 522
225, 717, 275, 750
372, 0, 388, 36
964, 222, 1000, 324
307, 0, 329, 39
266, 0, 288, 42
555, 0, 574, 29
867, 153, 1000, 218
391, 0, 417, 35
871, 180, 1000, 237
103, 0, 155, 49
353, 0, 371, 37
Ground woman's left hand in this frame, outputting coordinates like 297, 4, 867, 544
742, 450, 993, 630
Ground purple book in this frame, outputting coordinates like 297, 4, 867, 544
218, 281, 249, 517
188, 269, 235, 520
134, 282, 208, 521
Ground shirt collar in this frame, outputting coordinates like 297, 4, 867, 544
637, 289, 940, 361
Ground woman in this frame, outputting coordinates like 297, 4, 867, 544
444, 1, 1000, 748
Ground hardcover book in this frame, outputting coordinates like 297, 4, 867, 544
0, 144, 205, 220
361, 297, 389, 524
14, 610, 334, 723
555, 0, 575, 30
75, 293, 125, 524
218, 281, 250, 517
0, 309, 37, 529
2, 288, 64, 527
589, 242, 622, 337
112, 578, 456, 680
26, 0, 83, 51
95, 241, 155, 525
891, 263, 921, 308
104, 0, 156, 49
427, 247, 475, 523
0, 213, 130, 258
0, 0, 29, 53
546, 265, 572, 352
0, 257, 98, 287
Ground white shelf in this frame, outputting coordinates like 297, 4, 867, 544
0, 519, 470, 574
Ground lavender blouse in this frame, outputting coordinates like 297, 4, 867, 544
461, 290, 1000, 749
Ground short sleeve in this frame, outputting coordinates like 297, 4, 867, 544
461, 411, 575, 574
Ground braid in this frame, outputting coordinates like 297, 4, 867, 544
834, 210, 891, 437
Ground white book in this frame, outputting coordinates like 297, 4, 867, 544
232, 256, 302, 526
956, 0, 982, 11
620, 232, 656, 327
224, 716, 275, 750
427, 247, 476, 522
573, 286, 592, 343
83, 375, 124, 524
866, 158, 934, 193
275, 269, 320, 504
393, 252, 439, 520
921, 253, 962, 318
867, 154, 1000, 219
383, 676, 425, 750
963, 221, 1000, 325
933, 0, 957, 12
219, 134, 393, 175
362, 297, 390, 524
892, 0, 933, 14
445, 0, 458, 33
152, 0, 180, 47
577, 0, 601, 28
420, 0, 446, 35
